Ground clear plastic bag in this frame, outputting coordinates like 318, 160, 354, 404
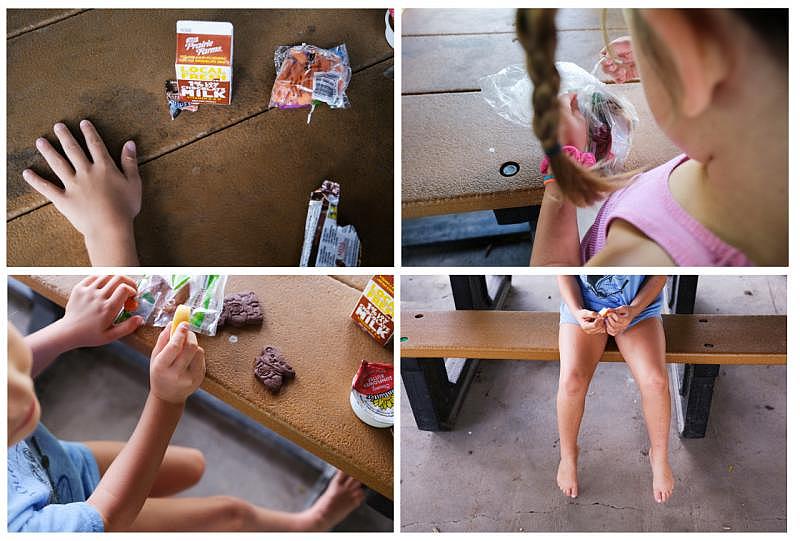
116, 275, 228, 336
479, 62, 638, 169
269, 43, 351, 119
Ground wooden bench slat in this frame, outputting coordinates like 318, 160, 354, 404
16, 275, 394, 498
400, 311, 786, 365
403, 31, 607, 95
401, 8, 627, 36
402, 85, 679, 218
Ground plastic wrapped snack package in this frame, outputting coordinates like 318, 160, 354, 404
269, 43, 351, 122
116, 275, 228, 336
479, 62, 638, 170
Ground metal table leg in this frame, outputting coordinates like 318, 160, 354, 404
401, 275, 511, 431
667, 275, 717, 438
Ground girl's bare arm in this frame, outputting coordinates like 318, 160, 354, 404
531, 185, 582, 266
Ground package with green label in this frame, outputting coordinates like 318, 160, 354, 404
116, 275, 228, 336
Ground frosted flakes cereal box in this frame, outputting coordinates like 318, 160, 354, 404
176, 21, 233, 105
351, 276, 394, 347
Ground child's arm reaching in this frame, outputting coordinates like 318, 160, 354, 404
530, 182, 582, 266
87, 324, 205, 531
24, 275, 143, 377
21, 120, 141, 266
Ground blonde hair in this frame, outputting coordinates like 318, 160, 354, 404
516, 9, 631, 207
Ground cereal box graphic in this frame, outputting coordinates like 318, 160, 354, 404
176, 21, 233, 105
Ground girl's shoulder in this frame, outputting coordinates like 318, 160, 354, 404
586, 219, 676, 266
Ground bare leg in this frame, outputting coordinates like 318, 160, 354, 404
84, 441, 205, 497
556, 324, 607, 498
614, 317, 674, 503
128, 471, 365, 532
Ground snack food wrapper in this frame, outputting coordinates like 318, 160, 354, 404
350, 361, 394, 428
351, 275, 394, 347
269, 43, 351, 121
116, 275, 228, 336
176, 20, 233, 105
166, 80, 199, 120
479, 62, 638, 170
299, 180, 361, 267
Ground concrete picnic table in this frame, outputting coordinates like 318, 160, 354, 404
15, 274, 394, 499
401, 8, 679, 218
7, 9, 393, 266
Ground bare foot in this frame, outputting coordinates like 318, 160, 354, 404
298, 471, 365, 531
557, 453, 579, 498
649, 449, 674, 503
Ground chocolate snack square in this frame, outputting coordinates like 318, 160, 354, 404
220, 291, 263, 328
254, 346, 295, 393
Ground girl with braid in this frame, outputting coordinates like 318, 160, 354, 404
517, 9, 787, 266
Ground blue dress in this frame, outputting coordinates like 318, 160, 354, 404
559, 275, 663, 330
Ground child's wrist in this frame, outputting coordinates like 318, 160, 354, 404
45, 319, 83, 354
84, 224, 138, 266
148, 390, 188, 410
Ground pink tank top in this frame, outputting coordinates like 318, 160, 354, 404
581, 155, 753, 266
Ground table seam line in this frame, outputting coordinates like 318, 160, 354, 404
8, 54, 394, 223
7, 9, 92, 40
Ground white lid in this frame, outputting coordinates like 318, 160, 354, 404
350, 390, 393, 428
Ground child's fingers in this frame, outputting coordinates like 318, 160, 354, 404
78, 120, 113, 165
78, 275, 101, 287
94, 275, 114, 289
53, 123, 91, 172
156, 324, 188, 364
107, 283, 137, 310
101, 275, 138, 298
21, 169, 65, 203
120, 141, 140, 182
152, 325, 172, 356
175, 331, 199, 370
34, 137, 75, 181
106, 314, 143, 341
187, 348, 206, 382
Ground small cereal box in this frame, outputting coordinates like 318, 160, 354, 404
176, 20, 233, 105
351, 276, 394, 347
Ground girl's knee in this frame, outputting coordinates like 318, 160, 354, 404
211, 495, 254, 530
640, 371, 668, 395
185, 448, 206, 484
559, 371, 591, 397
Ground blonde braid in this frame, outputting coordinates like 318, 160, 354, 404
516, 8, 628, 206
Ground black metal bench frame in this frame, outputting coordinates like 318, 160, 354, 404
401, 274, 719, 438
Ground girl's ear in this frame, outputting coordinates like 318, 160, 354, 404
639, 9, 728, 118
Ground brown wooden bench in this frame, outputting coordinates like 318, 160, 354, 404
7, 9, 393, 266
400, 309, 786, 432
15, 275, 394, 499
401, 8, 680, 248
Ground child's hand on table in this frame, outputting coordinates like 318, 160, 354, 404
603, 306, 635, 336
149, 324, 206, 405
577, 309, 606, 335
59, 275, 144, 348
21, 120, 141, 266
599, 36, 638, 83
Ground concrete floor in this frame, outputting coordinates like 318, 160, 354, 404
400, 275, 786, 532
9, 285, 391, 532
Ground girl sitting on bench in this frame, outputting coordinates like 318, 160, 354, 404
556, 275, 671, 503
518, 9, 787, 266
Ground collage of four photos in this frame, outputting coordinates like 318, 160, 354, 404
4, 5, 790, 534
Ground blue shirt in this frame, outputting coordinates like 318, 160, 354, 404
8, 424, 104, 532
560, 275, 663, 328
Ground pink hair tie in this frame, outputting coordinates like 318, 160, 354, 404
540, 145, 597, 174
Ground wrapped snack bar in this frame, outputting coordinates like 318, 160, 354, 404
269, 43, 351, 122
351, 275, 393, 347
299, 181, 361, 267
116, 275, 228, 336
479, 62, 638, 170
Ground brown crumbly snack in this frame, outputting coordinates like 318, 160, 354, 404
254, 346, 295, 393
219, 291, 263, 328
